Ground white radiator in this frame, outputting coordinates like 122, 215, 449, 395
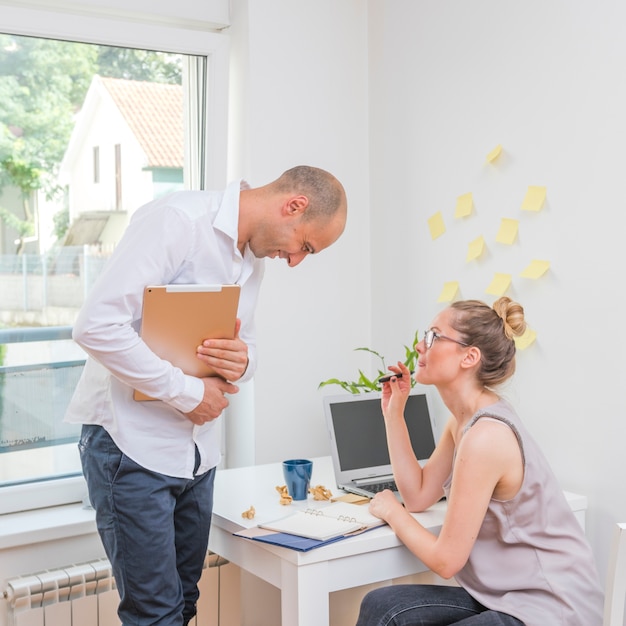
4, 553, 231, 626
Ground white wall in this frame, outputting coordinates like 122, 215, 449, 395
230, 0, 626, 587
228, 0, 373, 464
366, 0, 626, 581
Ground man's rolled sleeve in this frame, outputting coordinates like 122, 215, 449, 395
166, 374, 205, 413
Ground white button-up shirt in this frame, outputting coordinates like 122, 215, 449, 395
65, 181, 263, 478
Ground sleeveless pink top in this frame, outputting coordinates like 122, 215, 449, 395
443, 399, 603, 625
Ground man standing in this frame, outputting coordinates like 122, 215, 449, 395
65, 165, 347, 625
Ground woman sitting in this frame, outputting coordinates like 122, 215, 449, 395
356, 297, 603, 626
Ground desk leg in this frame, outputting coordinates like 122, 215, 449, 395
280, 559, 330, 626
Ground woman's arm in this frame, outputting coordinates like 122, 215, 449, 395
369, 418, 522, 579
387, 415, 455, 511
380, 362, 453, 510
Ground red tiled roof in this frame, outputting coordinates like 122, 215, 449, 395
100, 76, 183, 169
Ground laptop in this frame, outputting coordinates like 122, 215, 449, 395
323, 391, 437, 499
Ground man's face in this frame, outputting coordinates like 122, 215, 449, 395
249, 212, 345, 267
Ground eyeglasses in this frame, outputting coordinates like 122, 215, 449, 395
423, 328, 469, 350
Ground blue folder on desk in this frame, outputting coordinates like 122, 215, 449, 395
235, 527, 346, 551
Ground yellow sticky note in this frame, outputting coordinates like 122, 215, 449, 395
455, 192, 474, 219
495, 218, 519, 245
485, 273, 512, 296
428, 211, 446, 240
486, 144, 502, 163
514, 327, 537, 350
521, 185, 546, 212
520, 260, 550, 279
437, 281, 459, 303
466, 235, 485, 262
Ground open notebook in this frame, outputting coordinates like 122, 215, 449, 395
258, 501, 384, 542
324, 392, 437, 499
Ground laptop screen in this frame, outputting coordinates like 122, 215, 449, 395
324, 392, 436, 478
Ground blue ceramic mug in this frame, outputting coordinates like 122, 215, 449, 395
282, 459, 313, 501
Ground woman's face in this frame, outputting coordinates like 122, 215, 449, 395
415, 308, 469, 387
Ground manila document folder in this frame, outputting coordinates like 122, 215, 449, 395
134, 284, 241, 401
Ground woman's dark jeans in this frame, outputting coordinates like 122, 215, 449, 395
356, 584, 525, 626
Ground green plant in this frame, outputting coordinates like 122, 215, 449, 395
319, 331, 419, 394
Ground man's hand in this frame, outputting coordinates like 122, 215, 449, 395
184, 376, 239, 425
196, 318, 249, 382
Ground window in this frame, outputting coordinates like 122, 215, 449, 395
0, 4, 228, 514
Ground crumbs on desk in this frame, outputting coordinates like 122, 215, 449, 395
309, 484, 333, 501
241, 505, 256, 520
275, 485, 293, 505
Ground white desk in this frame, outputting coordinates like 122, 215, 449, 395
209, 456, 588, 626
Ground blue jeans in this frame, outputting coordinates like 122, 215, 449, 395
356, 585, 525, 625
79, 424, 215, 626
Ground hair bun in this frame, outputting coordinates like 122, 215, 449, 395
492, 296, 527, 340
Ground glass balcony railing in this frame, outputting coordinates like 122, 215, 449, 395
0, 326, 85, 489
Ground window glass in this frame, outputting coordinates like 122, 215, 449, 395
0, 30, 214, 510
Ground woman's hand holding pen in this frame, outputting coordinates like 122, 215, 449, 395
380, 361, 412, 416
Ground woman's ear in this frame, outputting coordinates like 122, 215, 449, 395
461, 346, 481, 369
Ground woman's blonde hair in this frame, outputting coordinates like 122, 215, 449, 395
449, 296, 527, 387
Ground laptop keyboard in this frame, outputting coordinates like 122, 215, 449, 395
365, 480, 397, 494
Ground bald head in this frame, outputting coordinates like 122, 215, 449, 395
273, 165, 347, 225
238, 165, 347, 265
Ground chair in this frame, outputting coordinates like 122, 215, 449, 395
604, 522, 626, 626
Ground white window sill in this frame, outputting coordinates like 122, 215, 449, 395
0, 502, 97, 551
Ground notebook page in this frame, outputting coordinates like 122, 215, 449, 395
259, 510, 364, 541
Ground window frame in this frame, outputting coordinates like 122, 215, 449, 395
0, 4, 229, 515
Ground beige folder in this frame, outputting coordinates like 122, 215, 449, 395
134, 284, 241, 401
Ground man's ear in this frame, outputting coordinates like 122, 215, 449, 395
284, 195, 309, 216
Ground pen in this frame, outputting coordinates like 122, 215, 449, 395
379, 371, 415, 383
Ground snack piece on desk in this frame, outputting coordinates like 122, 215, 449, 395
241, 505, 256, 520
331, 492, 371, 505
309, 484, 333, 501
275, 485, 293, 505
